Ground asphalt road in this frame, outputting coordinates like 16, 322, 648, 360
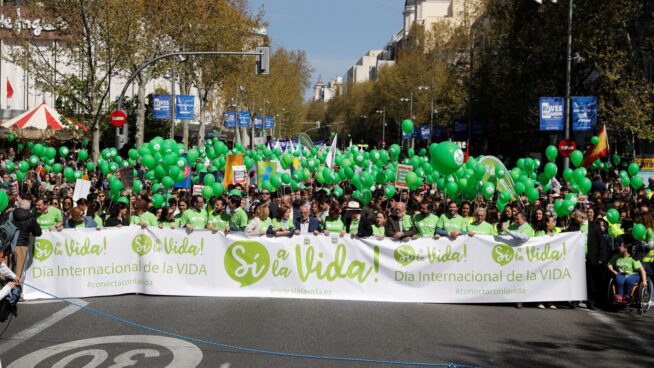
0, 296, 652, 368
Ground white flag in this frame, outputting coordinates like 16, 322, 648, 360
325, 134, 337, 169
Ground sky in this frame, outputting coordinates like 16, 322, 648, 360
248, 0, 403, 99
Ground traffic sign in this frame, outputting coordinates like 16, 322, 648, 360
558, 139, 577, 157
110, 110, 127, 128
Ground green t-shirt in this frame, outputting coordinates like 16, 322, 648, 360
229, 208, 249, 230
348, 218, 360, 234
413, 213, 439, 237
130, 211, 158, 227
372, 225, 385, 237
402, 216, 413, 232
179, 209, 208, 229
271, 218, 293, 230
159, 220, 177, 228
37, 207, 63, 230
252, 217, 273, 233
323, 218, 345, 233
437, 214, 468, 233
609, 255, 642, 275
208, 211, 231, 231
608, 223, 624, 239
94, 215, 103, 228
509, 222, 535, 238
467, 221, 497, 236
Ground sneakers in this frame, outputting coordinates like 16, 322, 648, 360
538, 304, 545, 309
549, 304, 557, 309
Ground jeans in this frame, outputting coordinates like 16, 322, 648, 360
615, 273, 640, 296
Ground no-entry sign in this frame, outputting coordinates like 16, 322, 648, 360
110, 110, 127, 128
558, 139, 577, 157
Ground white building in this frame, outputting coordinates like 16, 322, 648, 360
345, 49, 395, 87
312, 76, 343, 102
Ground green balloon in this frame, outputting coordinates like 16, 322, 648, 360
86, 162, 95, 171
562, 168, 574, 183
133, 180, 143, 194
633, 223, 646, 241
333, 186, 344, 198
162, 176, 175, 188
78, 149, 89, 162
631, 176, 643, 190
570, 150, 583, 167
28, 155, 39, 167
5, 162, 15, 173
591, 136, 599, 145
33, 143, 45, 157
211, 183, 224, 197
514, 182, 525, 195
430, 142, 464, 176
152, 194, 165, 208
480, 182, 495, 200
526, 187, 539, 204
606, 209, 619, 224
53, 163, 63, 174
628, 162, 640, 177
545, 145, 558, 162
204, 173, 216, 186
579, 177, 592, 194
45, 147, 57, 160
384, 185, 396, 199
544, 162, 558, 179
401, 119, 414, 135
16, 171, 26, 181
59, 146, 70, 157
201, 186, 214, 200
6, 134, 14, 142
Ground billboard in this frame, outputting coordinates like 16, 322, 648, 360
539, 97, 565, 131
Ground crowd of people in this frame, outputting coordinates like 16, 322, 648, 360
0, 146, 652, 311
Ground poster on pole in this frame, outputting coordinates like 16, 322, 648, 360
253, 116, 264, 129
263, 116, 275, 129
539, 97, 564, 131
223, 111, 236, 127
572, 96, 597, 131
237, 111, 251, 128
175, 95, 195, 120
153, 95, 171, 120
420, 125, 430, 139
395, 164, 413, 189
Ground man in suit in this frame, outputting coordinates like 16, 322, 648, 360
294, 205, 320, 235
386, 201, 416, 240
571, 209, 606, 310
345, 201, 372, 238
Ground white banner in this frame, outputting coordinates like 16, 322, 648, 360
24, 228, 587, 303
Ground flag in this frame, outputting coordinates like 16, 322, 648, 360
6, 79, 14, 99
464, 144, 470, 163
325, 134, 337, 169
582, 125, 609, 167
223, 154, 244, 187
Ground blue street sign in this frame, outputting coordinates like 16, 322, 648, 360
420, 125, 430, 139
539, 97, 564, 131
253, 116, 264, 129
238, 111, 251, 128
572, 96, 597, 131
263, 116, 274, 129
223, 111, 236, 127
152, 95, 171, 120
175, 95, 195, 120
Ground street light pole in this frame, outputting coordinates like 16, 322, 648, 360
564, 0, 574, 171
376, 108, 386, 146
170, 57, 176, 140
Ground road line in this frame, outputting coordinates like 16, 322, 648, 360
0, 299, 88, 356
19, 299, 66, 305
583, 309, 649, 345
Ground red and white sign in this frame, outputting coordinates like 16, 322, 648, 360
110, 110, 127, 128
558, 139, 577, 157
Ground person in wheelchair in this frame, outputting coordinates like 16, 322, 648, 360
607, 239, 648, 304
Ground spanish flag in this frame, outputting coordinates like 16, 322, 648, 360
582, 125, 609, 167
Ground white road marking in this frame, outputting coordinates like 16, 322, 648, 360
19, 299, 66, 305
219, 363, 231, 368
583, 309, 649, 346
0, 299, 88, 356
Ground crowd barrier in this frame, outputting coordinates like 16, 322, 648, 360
24, 228, 587, 303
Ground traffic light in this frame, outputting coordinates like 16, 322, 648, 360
256, 46, 270, 75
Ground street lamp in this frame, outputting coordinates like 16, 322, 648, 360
400, 93, 414, 149
537, 0, 572, 169
376, 108, 386, 146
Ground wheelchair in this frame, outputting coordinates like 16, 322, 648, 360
607, 274, 652, 315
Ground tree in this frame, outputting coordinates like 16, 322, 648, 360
10, 0, 139, 159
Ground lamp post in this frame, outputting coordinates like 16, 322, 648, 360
537, 0, 573, 170
400, 92, 413, 149
417, 84, 435, 144
376, 108, 386, 147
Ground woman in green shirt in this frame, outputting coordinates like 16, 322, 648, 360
130, 198, 158, 228
245, 203, 273, 236
322, 203, 345, 236
608, 241, 648, 303
372, 212, 387, 240
271, 206, 294, 237
158, 206, 177, 229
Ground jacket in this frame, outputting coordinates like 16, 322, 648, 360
1, 208, 42, 246
293, 217, 321, 235
345, 214, 373, 238
385, 214, 416, 239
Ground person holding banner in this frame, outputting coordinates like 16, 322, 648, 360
436, 202, 468, 239
245, 204, 273, 236
372, 212, 387, 240
322, 203, 346, 237
228, 195, 249, 231
387, 202, 416, 241
344, 201, 372, 238
35, 197, 63, 231
294, 205, 321, 236
179, 196, 208, 232
467, 208, 497, 236
130, 199, 158, 228
608, 239, 647, 304
503, 211, 535, 241
207, 198, 230, 233
158, 207, 178, 229
413, 202, 440, 238
270, 206, 295, 237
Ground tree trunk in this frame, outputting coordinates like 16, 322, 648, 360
135, 69, 151, 147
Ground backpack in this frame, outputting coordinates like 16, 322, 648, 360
0, 212, 20, 254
